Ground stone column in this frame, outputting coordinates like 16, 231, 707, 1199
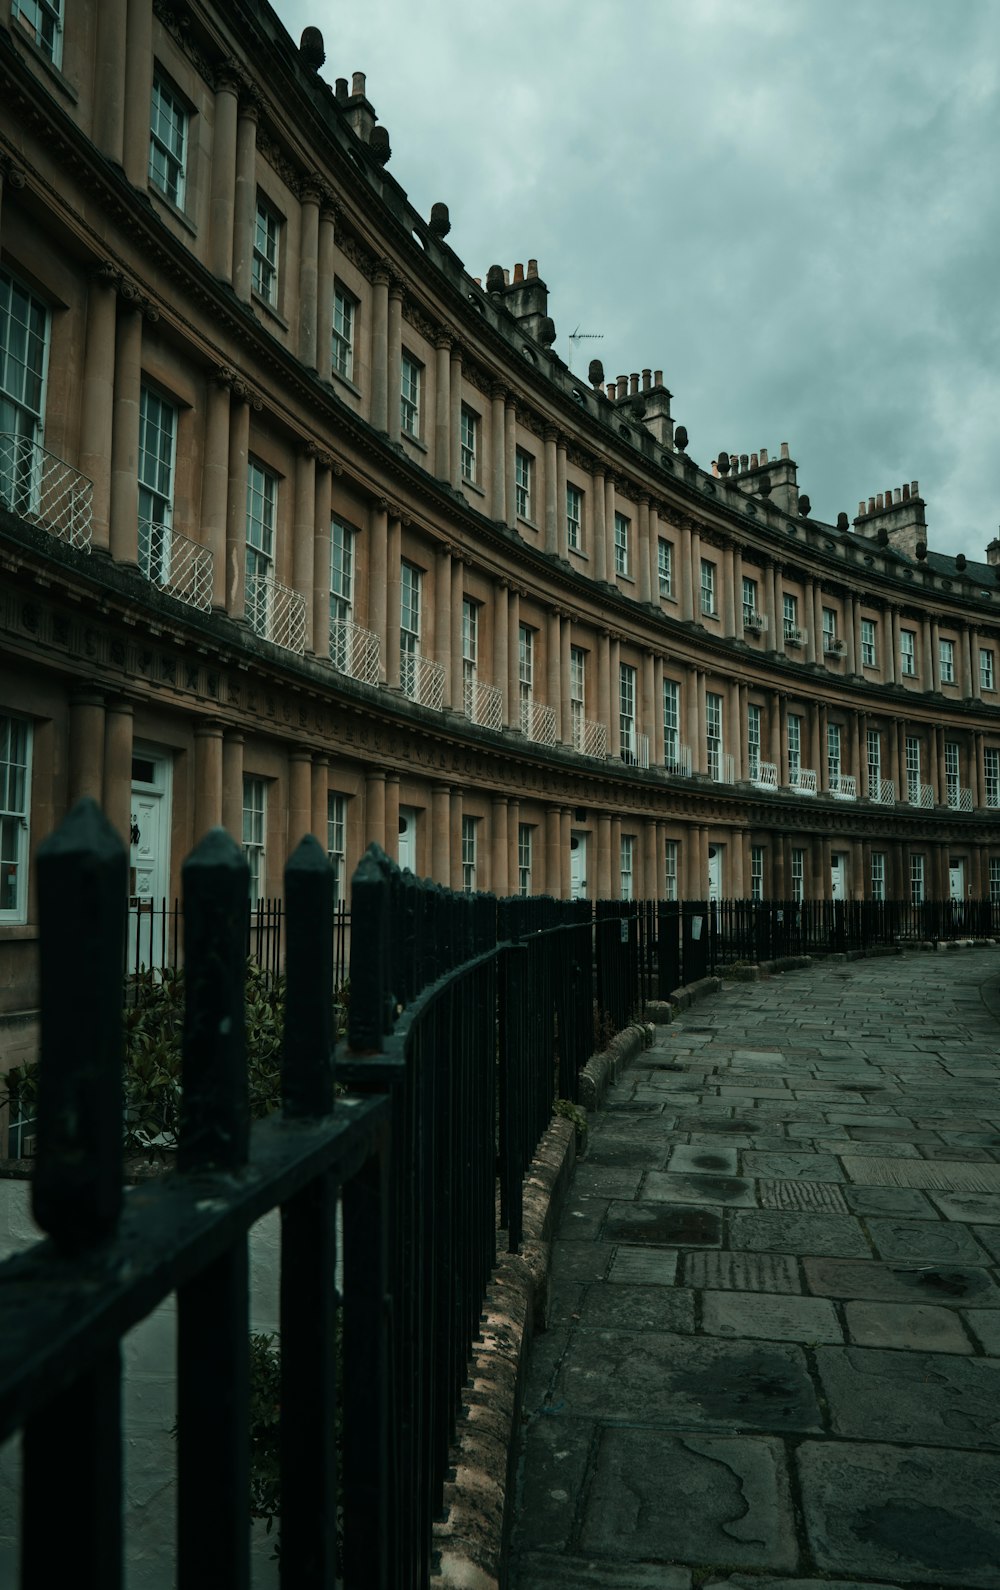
885, 607, 898, 686
932, 724, 944, 804
732, 545, 744, 634
94, 0, 128, 165
591, 464, 607, 582
449, 345, 463, 488
543, 427, 558, 554
288, 750, 313, 851
772, 833, 786, 899
642, 651, 655, 760
122, 0, 153, 189
973, 732, 985, 808
560, 809, 573, 899
492, 797, 508, 896
384, 774, 400, 862
810, 704, 823, 784
609, 638, 621, 758
103, 699, 133, 853
598, 631, 611, 749
225, 395, 250, 621
449, 559, 465, 713
545, 806, 561, 895
731, 830, 745, 899
597, 813, 612, 900
370, 266, 390, 431
386, 515, 401, 688
547, 608, 561, 740
653, 657, 665, 767
193, 722, 224, 839
722, 544, 736, 635
690, 525, 702, 617
68, 691, 106, 805
435, 332, 451, 481
369, 499, 388, 681
769, 689, 782, 773
778, 696, 789, 785
507, 801, 520, 896
311, 756, 329, 844
431, 785, 451, 885
928, 619, 939, 691
696, 670, 708, 775
610, 817, 623, 898
845, 593, 858, 674
233, 99, 259, 302
293, 448, 316, 652
109, 302, 142, 567
490, 385, 506, 522
365, 768, 386, 853
637, 496, 651, 603
201, 372, 231, 611
969, 629, 982, 700
449, 790, 464, 892
494, 580, 509, 724
438, 547, 454, 709
298, 179, 321, 369
605, 477, 617, 579
504, 397, 518, 531
728, 680, 742, 781
560, 617, 573, 749
79, 267, 118, 554
853, 711, 864, 796
643, 819, 658, 901
313, 461, 332, 663
210, 67, 239, 281
222, 733, 244, 841
888, 720, 901, 797
961, 626, 974, 699
680, 523, 694, 621
687, 670, 701, 775
556, 440, 568, 560
317, 199, 336, 378
507, 588, 521, 728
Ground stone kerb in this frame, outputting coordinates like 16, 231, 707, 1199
578, 1023, 651, 1110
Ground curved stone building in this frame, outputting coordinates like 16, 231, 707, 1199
2, 0, 1000, 1053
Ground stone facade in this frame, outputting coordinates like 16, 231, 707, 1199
3, 0, 1000, 1051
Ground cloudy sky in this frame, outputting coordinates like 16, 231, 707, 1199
277, 0, 999, 559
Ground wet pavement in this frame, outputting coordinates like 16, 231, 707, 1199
508, 949, 1000, 1590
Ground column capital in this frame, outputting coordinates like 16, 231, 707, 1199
543, 423, 559, 444
373, 258, 393, 286
297, 173, 325, 206
213, 57, 247, 94
434, 328, 454, 351
490, 381, 507, 403
117, 275, 159, 322
0, 155, 27, 189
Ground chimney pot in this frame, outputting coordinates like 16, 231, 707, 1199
780, 442, 790, 459
352, 70, 366, 96
503, 268, 510, 285
894, 487, 902, 504
513, 262, 524, 283
606, 382, 616, 400
868, 497, 876, 514
642, 369, 651, 392
527, 258, 538, 277
750, 452, 759, 469
630, 373, 639, 395
335, 77, 349, 101
858, 502, 865, 518
902, 483, 910, 501
760, 447, 768, 464
654, 369, 663, 386
912, 480, 919, 497
876, 493, 884, 511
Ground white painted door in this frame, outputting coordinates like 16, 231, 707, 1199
398, 806, 417, 873
570, 832, 588, 899
949, 859, 965, 901
830, 853, 847, 901
707, 845, 723, 902
129, 748, 172, 971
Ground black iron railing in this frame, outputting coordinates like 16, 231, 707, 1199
124, 896, 351, 984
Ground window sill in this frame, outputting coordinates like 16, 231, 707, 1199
149, 186, 198, 239
252, 292, 288, 332
0, 922, 38, 940
330, 368, 362, 400
568, 546, 589, 563
517, 515, 538, 533
401, 431, 427, 455
461, 476, 486, 499
10, 27, 78, 102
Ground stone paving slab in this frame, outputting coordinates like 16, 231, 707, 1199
644, 1171, 756, 1207
757, 1180, 848, 1213
929, 1189, 1000, 1222
964, 1310, 1000, 1355
604, 1202, 722, 1247
741, 1151, 845, 1181
701, 1290, 842, 1344
729, 1211, 872, 1258
516, 1557, 691, 1590
843, 1300, 974, 1352
797, 1440, 1000, 1586
579, 1430, 798, 1571
607, 1246, 679, 1285
683, 1251, 801, 1293
865, 1216, 990, 1264
666, 1144, 739, 1174
840, 1156, 1000, 1190
816, 1344, 1000, 1446
556, 1332, 822, 1431
574, 1284, 696, 1334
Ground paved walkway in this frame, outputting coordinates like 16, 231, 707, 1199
508, 950, 1000, 1590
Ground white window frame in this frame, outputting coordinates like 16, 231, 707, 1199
706, 691, 722, 781
990, 856, 1000, 904
149, 70, 188, 208
910, 853, 925, 906
462, 597, 479, 714
327, 792, 346, 909
12, 0, 62, 66
906, 735, 921, 803
515, 449, 533, 520
518, 623, 534, 732
663, 678, 680, 769
614, 512, 629, 576
980, 648, 995, 693
245, 458, 277, 638
939, 637, 955, 685
747, 702, 761, 780
867, 727, 881, 791
460, 406, 478, 483
791, 849, 805, 905
242, 775, 267, 903
570, 646, 586, 744
658, 538, 673, 597
329, 518, 355, 669
664, 840, 678, 902
252, 196, 281, 307
700, 559, 716, 617
945, 740, 960, 804
861, 618, 877, 669
871, 852, 886, 902
400, 561, 421, 697
566, 483, 582, 551
985, 746, 1000, 808
332, 284, 357, 381
822, 607, 837, 648
900, 629, 916, 677
787, 713, 802, 781
400, 351, 421, 438
517, 824, 532, 897
0, 713, 31, 924
138, 384, 177, 586
620, 834, 634, 901
750, 845, 764, 903
827, 722, 842, 784
461, 815, 477, 894
619, 662, 637, 762
742, 575, 759, 625
783, 593, 798, 640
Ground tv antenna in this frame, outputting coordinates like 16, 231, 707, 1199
567, 325, 603, 370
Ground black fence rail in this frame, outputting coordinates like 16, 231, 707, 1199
124, 896, 351, 984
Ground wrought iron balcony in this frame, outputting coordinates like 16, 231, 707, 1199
139, 520, 214, 612
246, 571, 307, 654
708, 750, 735, 784
330, 619, 380, 686
784, 625, 808, 648
905, 782, 935, 809
401, 652, 445, 710
664, 743, 693, 777
521, 698, 558, 747
572, 715, 608, 759
946, 785, 973, 813
0, 433, 93, 551
743, 610, 768, 635
829, 773, 857, 799
620, 729, 649, 768
751, 761, 778, 789
788, 767, 818, 795
824, 636, 846, 657
869, 777, 897, 805
463, 670, 503, 730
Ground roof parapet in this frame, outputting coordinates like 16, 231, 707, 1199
853, 480, 926, 558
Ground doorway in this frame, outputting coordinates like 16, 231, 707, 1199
129, 747, 172, 972
830, 852, 847, 901
570, 832, 588, 899
707, 844, 723, 903
949, 859, 965, 902
398, 806, 417, 873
